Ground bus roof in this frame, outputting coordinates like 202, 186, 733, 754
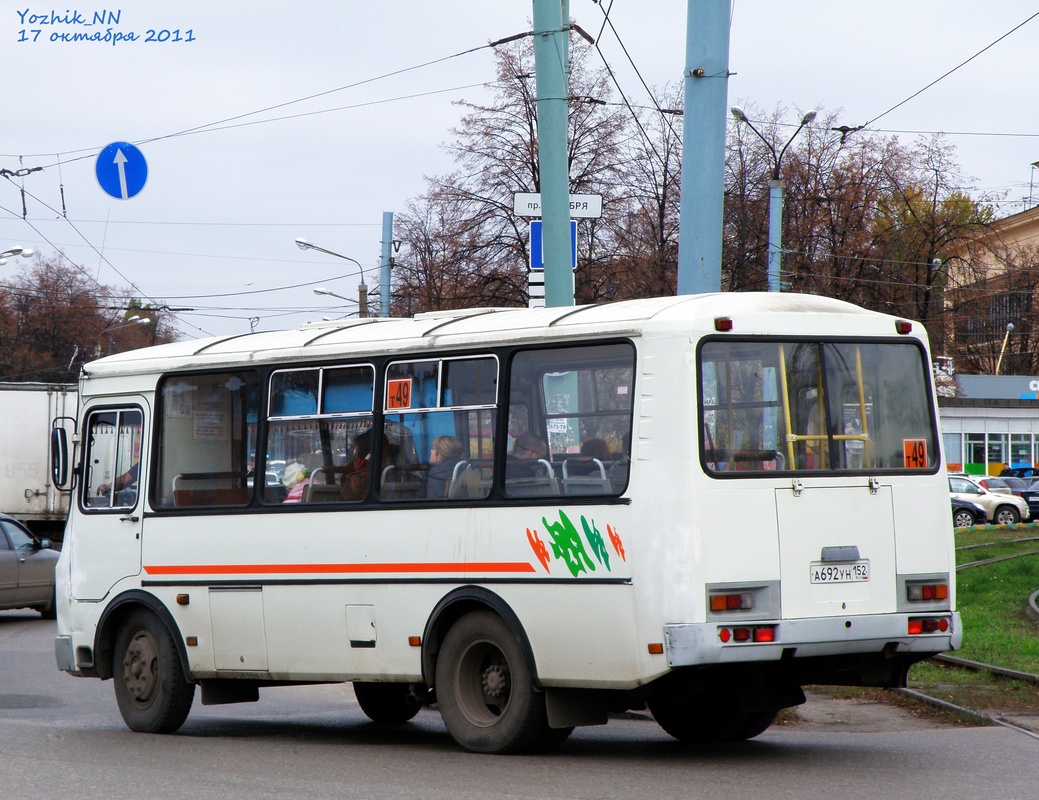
81, 293, 916, 379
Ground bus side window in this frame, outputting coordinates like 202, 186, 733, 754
507, 343, 634, 498
381, 356, 497, 503
82, 408, 143, 511
154, 371, 259, 509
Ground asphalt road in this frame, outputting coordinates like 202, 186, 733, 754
2, 609, 1038, 800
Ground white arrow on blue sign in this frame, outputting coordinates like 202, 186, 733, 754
529, 220, 577, 270
95, 142, 147, 200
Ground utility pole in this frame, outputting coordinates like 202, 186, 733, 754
676, 0, 730, 294
380, 211, 394, 317
532, 0, 575, 307
357, 279, 368, 318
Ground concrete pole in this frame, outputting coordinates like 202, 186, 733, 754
533, 0, 575, 307
380, 211, 393, 317
676, 0, 730, 295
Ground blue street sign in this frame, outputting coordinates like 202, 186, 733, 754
95, 142, 147, 200
529, 220, 577, 270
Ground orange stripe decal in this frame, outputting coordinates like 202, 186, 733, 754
144, 561, 537, 576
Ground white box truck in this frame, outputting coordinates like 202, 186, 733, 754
0, 382, 76, 539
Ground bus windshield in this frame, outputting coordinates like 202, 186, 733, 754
700, 338, 938, 474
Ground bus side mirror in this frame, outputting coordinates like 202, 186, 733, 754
51, 426, 69, 489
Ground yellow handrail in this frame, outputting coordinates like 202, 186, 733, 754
777, 344, 797, 467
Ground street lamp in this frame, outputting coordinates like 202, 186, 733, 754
730, 107, 817, 292
0, 246, 34, 266
1029, 161, 1039, 209
296, 238, 370, 318
996, 322, 1014, 375
96, 315, 150, 357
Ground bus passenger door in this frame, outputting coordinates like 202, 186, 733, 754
71, 405, 146, 601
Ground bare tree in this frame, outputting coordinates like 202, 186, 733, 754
0, 257, 177, 382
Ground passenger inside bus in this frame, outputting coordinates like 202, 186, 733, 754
564, 437, 612, 476
338, 429, 374, 501
506, 432, 548, 479
422, 435, 465, 499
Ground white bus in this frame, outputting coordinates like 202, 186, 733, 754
52, 293, 960, 753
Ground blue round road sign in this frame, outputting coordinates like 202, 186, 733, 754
95, 142, 147, 200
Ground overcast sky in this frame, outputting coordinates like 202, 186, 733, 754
2, 1, 1038, 338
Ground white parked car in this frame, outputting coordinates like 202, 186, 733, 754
949, 474, 1030, 525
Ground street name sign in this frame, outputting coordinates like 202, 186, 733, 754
514, 192, 602, 218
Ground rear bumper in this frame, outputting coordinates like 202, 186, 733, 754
664, 611, 961, 667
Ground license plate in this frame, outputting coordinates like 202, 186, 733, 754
809, 560, 870, 584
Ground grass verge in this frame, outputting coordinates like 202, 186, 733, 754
811, 527, 1039, 725
904, 528, 1039, 719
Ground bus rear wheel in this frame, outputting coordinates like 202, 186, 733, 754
353, 682, 421, 723
649, 693, 776, 743
113, 609, 195, 734
435, 610, 568, 754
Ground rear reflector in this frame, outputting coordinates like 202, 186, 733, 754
714, 317, 734, 332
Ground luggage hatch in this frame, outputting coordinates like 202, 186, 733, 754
775, 482, 896, 619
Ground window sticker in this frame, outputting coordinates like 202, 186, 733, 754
903, 438, 928, 469
387, 378, 413, 410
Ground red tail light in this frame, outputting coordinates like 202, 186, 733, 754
718, 625, 776, 644
908, 616, 950, 635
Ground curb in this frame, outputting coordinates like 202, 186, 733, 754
954, 522, 1039, 531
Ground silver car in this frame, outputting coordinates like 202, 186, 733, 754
0, 514, 58, 618
949, 474, 1031, 525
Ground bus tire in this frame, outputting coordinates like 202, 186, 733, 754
649, 693, 750, 743
353, 682, 421, 723
435, 610, 558, 754
731, 709, 778, 741
113, 608, 195, 734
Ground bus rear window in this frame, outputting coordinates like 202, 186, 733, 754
700, 339, 938, 475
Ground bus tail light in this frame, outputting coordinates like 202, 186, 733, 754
907, 582, 948, 602
718, 625, 776, 644
908, 616, 950, 635
709, 592, 755, 612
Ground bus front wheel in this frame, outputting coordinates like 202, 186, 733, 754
435, 610, 567, 754
112, 609, 195, 734
353, 682, 421, 723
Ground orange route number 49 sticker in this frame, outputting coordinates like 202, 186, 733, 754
386, 378, 413, 410
903, 439, 928, 469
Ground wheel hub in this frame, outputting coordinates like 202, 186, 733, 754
122, 630, 159, 704
481, 664, 508, 699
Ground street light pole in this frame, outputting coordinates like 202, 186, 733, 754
730, 107, 816, 292
313, 287, 359, 319
95, 315, 150, 357
996, 322, 1014, 375
295, 238, 369, 318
